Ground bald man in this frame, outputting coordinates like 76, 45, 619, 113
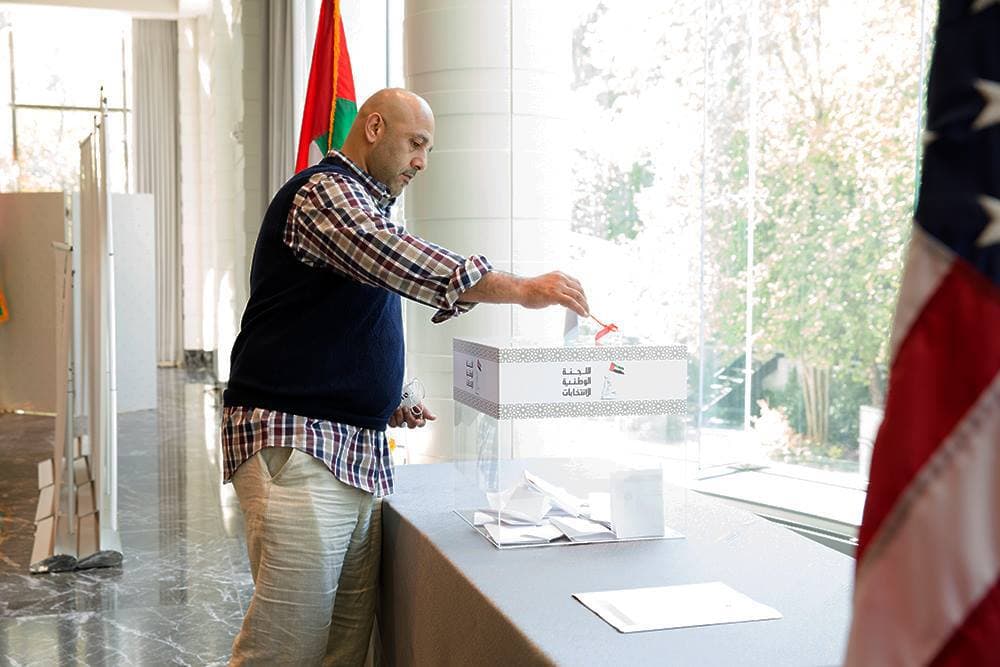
220, 88, 588, 665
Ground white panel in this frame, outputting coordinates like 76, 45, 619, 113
72, 194, 157, 413
111, 194, 158, 412
0, 193, 65, 413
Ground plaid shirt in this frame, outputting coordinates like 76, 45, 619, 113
221, 151, 492, 496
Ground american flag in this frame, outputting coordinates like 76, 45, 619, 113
845, 1, 1000, 664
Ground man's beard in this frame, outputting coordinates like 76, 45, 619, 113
369, 142, 400, 194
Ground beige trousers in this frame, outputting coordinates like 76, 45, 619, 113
230, 447, 381, 666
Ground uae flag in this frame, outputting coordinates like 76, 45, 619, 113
845, 1, 1000, 664
295, 0, 357, 171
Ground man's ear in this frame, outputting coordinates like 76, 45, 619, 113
364, 112, 384, 143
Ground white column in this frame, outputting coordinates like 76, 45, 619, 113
177, 2, 245, 379
177, 18, 204, 354
403, 0, 571, 460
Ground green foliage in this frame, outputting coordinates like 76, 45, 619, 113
761, 364, 870, 450
568, 0, 924, 461
572, 153, 654, 241
703, 0, 920, 449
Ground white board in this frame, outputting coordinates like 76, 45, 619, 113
71, 192, 157, 413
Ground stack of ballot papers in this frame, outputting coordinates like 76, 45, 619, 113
471, 471, 646, 545
548, 516, 617, 542
472, 510, 616, 544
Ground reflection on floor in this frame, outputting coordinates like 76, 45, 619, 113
0, 370, 249, 666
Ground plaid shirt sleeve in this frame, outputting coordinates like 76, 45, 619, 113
284, 173, 493, 323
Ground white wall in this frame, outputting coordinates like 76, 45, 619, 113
0, 192, 64, 413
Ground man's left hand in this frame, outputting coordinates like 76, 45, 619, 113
388, 402, 437, 429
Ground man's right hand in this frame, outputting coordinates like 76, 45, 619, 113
519, 272, 589, 317
460, 270, 590, 317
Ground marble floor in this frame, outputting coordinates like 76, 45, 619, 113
0, 370, 250, 666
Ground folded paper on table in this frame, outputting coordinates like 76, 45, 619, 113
472, 510, 544, 527
524, 470, 586, 517
585, 492, 612, 526
549, 516, 617, 542
574, 582, 782, 633
482, 521, 563, 546
486, 483, 552, 524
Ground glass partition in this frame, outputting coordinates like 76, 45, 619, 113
506, 0, 934, 483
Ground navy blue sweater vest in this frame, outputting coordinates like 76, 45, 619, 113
223, 157, 404, 430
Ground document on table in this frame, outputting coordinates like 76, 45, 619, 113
585, 492, 612, 527
482, 521, 563, 546
548, 516, 617, 542
574, 582, 782, 633
523, 471, 586, 517
485, 483, 552, 524
472, 510, 543, 527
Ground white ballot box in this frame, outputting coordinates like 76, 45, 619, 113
452, 337, 688, 549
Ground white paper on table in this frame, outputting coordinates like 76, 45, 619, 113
573, 582, 782, 633
486, 483, 552, 524
610, 468, 665, 538
549, 516, 617, 542
524, 470, 586, 517
473, 510, 543, 527
585, 492, 612, 527
482, 521, 563, 546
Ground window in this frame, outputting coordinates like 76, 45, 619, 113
0, 7, 132, 193
521, 0, 934, 482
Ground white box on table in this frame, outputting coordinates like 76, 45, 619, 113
451, 337, 687, 549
